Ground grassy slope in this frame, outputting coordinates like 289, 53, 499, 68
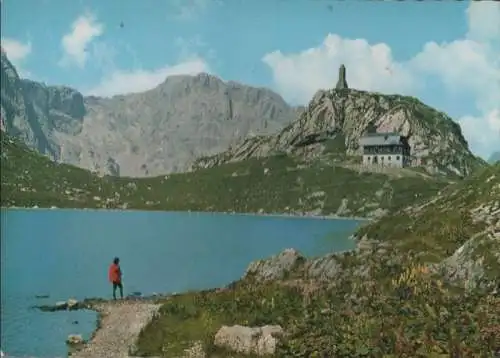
135, 165, 500, 357
356, 164, 500, 263
1, 133, 450, 218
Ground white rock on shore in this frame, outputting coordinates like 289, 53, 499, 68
214, 324, 284, 355
66, 334, 84, 345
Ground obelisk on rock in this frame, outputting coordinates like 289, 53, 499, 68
335, 64, 348, 90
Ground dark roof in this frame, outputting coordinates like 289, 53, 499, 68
359, 132, 404, 146
363, 132, 401, 137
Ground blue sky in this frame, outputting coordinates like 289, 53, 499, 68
1, 0, 499, 159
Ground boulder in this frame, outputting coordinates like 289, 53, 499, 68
243, 248, 348, 283
55, 301, 67, 309
214, 325, 284, 355
36, 298, 99, 312
244, 248, 305, 281
66, 334, 84, 345
304, 253, 342, 280
127, 291, 142, 298
67, 298, 79, 309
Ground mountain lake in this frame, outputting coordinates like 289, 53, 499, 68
0, 208, 364, 357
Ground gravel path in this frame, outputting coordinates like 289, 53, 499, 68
70, 300, 161, 358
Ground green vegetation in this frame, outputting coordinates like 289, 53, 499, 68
134, 164, 499, 357
1, 132, 450, 217
356, 164, 500, 264
2, 132, 498, 356
136, 264, 499, 356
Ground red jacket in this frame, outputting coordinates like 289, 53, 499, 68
108, 263, 122, 283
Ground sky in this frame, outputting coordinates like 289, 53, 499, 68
1, 0, 499, 160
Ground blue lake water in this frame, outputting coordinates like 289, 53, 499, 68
0, 209, 363, 357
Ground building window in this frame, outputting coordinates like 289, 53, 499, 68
396, 156, 400, 160
388, 156, 391, 160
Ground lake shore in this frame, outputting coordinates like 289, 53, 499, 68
1, 206, 371, 222
68, 299, 162, 358
17, 207, 367, 356
36, 293, 212, 357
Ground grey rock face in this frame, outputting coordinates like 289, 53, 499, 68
243, 248, 347, 283
1, 53, 297, 177
436, 230, 499, 291
214, 325, 284, 356
195, 88, 485, 177
244, 248, 305, 281
1, 50, 56, 157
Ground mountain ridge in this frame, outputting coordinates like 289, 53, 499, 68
194, 87, 486, 177
1, 51, 298, 177
2, 51, 486, 178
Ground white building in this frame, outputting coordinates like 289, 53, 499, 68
359, 132, 411, 168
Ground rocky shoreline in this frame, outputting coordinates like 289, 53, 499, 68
35, 247, 359, 357
0, 206, 370, 221
34, 237, 500, 357
36, 297, 165, 358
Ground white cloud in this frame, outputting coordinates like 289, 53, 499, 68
441, 1, 499, 157
459, 110, 500, 158
1, 37, 32, 76
262, 2, 500, 159
86, 58, 210, 97
1, 37, 32, 62
59, 13, 103, 68
262, 35, 418, 104
466, 1, 500, 44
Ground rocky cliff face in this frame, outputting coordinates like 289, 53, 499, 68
194, 88, 485, 177
1, 52, 297, 177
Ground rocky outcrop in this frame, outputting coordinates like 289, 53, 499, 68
37, 298, 86, 311
1, 52, 297, 177
243, 248, 349, 283
436, 230, 500, 291
244, 248, 306, 281
1, 50, 57, 157
435, 196, 500, 291
194, 86, 485, 177
214, 325, 284, 356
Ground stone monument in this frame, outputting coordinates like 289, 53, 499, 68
335, 64, 348, 90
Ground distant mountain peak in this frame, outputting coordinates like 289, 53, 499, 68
1, 51, 298, 177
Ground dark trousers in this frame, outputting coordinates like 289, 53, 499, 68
112, 281, 123, 299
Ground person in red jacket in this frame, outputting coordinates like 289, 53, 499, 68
108, 257, 123, 300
